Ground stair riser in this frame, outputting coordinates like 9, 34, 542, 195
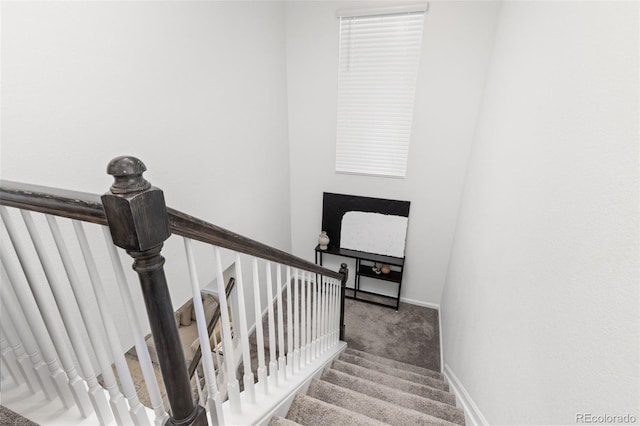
286, 394, 387, 426
339, 353, 449, 391
280, 348, 461, 426
307, 379, 458, 426
344, 347, 443, 380
321, 368, 465, 425
331, 360, 457, 406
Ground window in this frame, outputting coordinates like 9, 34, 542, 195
335, 5, 427, 178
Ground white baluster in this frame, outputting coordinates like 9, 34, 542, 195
322, 278, 329, 353
332, 279, 338, 346
286, 266, 293, 376
300, 270, 306, 368
306, 272, 312, 364
252, 258, 268, 394
276, 265, 286, 382
335, 279, 341, 344
72, 221, 150, 426
233, 254, 256, 403
293, 268, 300, 373
329, 279, 335, 349
184, 238, 223, 425
0, 329, 23, 387
325, 278, 331, 351
330, 280, 336, 347
317, 277, 323, 355
214, 247, 241, 413
324, 278, 332, 350
0, 269, 57, 400
265, 262, 278, 387
103, 228, 168, 426
0, 305, 39, 393
332, 280, 338, 345
14, 209, 91, 416
44, 215, 114, 425
328, 279, 334, 347
0, 226, 73, 408
328, 279, 333, 348
312, 274, 317, 360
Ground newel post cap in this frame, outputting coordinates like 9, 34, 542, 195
106, 155, 151, 194
339, 263, 349, 282
101, 156, 170, 251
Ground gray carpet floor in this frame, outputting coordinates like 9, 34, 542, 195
343, 298, 441, 372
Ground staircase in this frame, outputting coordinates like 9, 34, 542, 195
270, 347, 465, 426
0, 157, 350, 426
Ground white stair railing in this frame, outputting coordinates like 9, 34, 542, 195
0, 329, 21, 387
0, 157, 348, 426
74, 220, 151, 426
1, 206, 84, 413
179, 244, 347, 425
0, 236, 74, 408
0, 205, 164, 426
0, 311, 39, 394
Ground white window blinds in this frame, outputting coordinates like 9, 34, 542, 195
336, 8, 426, 178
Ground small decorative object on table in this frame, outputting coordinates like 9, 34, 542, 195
380, 264, 391, 274
318, 231, 330, 250
372, 263, 381, 274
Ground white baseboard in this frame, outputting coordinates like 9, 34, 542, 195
399, 297, 440, 310
443, 364, 489, 426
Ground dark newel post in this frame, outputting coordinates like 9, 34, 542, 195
101, 156, 208, 426
338, 263, 349, 341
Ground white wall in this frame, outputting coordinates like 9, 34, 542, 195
1, 1, 291, 346
285, 1, 501, 306
441, 2, 639, 424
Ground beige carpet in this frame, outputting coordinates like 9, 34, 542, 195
343, 298, 441, 372
123, 321, 200, 410
124, 352, 169, 409
272, 346, 463, 425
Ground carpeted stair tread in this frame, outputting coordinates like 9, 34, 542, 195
331, 359, 456, 406
269, 415, 301, 426
321, 368, 465, 425
307, 379, 459, 426
345, 347, 443, 380
339, 352, 449, 391
286, 394, 387, 426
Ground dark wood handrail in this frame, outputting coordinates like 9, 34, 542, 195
0, 180, 342, 280
168, 208, 343, 280
188, 277, 235, 379
0, 180, 108, 225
